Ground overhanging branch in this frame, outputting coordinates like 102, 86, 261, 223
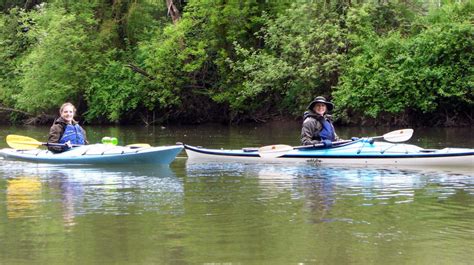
126, 63, 156, 80
0, 106, 32, 116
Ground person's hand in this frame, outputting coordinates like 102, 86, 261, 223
351, 137, 359, 141
322, 139, 332, 147
65, 141, 72, 149
363, 138, 374, 144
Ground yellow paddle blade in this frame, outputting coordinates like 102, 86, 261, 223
6, 135, 43, 150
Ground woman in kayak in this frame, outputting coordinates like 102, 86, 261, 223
301, 96, 340, 146
48, 102, 88, 153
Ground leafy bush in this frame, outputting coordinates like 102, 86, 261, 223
14, 4, 102, 114
333, 2, 473, 124
218, 3, 346, 119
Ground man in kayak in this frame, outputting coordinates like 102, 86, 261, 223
301, 96, 340, 146
48, 102, 88, 153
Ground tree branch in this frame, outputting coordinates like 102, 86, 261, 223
0, 106, 32, 116
126, 63, 156, 80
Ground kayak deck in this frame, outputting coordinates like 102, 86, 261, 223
183, 141, 474, 168
0, 144, 183, 165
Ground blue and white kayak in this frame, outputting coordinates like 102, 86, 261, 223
183, 141, 474, 168
0, 144, 183, 165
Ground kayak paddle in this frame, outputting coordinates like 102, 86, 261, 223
258, 128, 414, 159
371, 128, 413, 143
257, 144, 294, 159
6, 135, 151, 150
6, 135, 80, 150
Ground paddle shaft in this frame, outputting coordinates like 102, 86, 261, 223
41, 142, 82, 147
293, 139, 353, 150
243, 140, 353, 152
295, 129, 412, 149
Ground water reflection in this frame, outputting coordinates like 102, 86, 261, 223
6, 176, 42, 219
185, 161, 473, 218
182, 161, 474, 263
1, 161, 184, 228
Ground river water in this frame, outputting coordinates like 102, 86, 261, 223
0, 123, 473, 264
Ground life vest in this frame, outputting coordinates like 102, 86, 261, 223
313, 119, 336, 141
316, 119, 336, 141
59, 124, 86, 145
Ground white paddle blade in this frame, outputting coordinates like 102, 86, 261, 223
258, 144, 293, 159
382, 129, 413, 142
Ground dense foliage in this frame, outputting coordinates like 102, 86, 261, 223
334, 2, 473, 126
0, 0, 472, 126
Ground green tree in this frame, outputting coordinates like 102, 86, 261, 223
13, 3, 104, 114
130, 0, 286, 123
333, 2, 473, 125
216, 3, 346, 121
0, 0, 471, 126
0, 7, 36, 119
83, 0, 167, 123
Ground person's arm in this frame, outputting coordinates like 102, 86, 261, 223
301, 118, 322, 145
47, 124, 65, 153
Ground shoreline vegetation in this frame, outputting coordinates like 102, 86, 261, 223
0, 1, 472, 127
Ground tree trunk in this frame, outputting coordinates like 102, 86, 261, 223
166, 0, 181, 24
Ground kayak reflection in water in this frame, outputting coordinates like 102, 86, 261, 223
48, 102, 88, 153
301, 96, 343, 147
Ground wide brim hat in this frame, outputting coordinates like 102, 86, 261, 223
307, 96, 334, 111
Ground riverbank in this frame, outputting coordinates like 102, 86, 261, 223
1, 110, 472, 127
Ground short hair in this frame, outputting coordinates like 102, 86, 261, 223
59, 102, 76, 114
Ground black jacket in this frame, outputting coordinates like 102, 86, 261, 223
300, 110, 339, 145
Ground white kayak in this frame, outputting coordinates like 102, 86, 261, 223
0, 144, 183, 165
183, 141, 474, 168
